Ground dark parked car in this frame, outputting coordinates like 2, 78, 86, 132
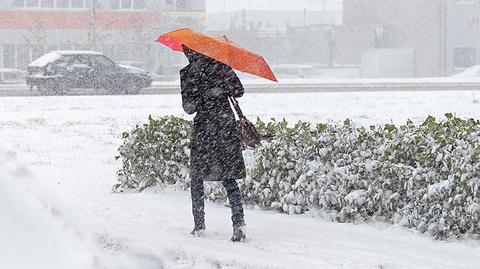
26, 51, 152, 95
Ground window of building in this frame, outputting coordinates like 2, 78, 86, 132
133, 0, 145, 9
165, 0, 172, 6
17, 45, 31, 70
454, 48, 476, 68
71, 0, 84, 8
111, 0, 120, 9
12, 0, 86, 8
3, 45, 15, 68
111, 0, 145, 9
13, 0, 25, 7
40, 0, 54, 8
176, 0, 186, 8
3, 72, 23, 81
121, 0, 132, 8
26, 0, 39, 7
56, 0, 70, 8
0, 44, 31, 70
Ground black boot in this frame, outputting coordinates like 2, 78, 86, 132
231, 225, 246, 242
191, 178, 205, 237
191, 223, 206, 237
222, 179, 245, 225
222, 178, 246, 242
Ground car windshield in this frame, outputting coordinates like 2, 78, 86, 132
59, 55, 92, 67
91, 55, 115, 69
29, 52, 61, 67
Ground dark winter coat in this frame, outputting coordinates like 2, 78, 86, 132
180, 54, 246, 182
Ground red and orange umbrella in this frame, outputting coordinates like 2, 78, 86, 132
156, 28, 277, 82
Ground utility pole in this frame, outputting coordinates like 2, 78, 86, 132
440, 0, 447, 76
328, 27, 335, 67
268, 0, 272, 28
89, 0, 97, 50
303, 8, 307, 27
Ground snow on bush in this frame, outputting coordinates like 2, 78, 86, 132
114, 115, 192, 192
114, 114, 480, 239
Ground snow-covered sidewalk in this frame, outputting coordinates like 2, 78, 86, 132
39, 165, 480, 269
1, 91, 480, 268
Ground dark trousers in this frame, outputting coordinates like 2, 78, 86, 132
191, 178, 245, 228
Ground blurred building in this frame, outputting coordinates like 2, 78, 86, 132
0, 0, 205, 71
206, 8, 342, 65
207, 10, 342, 31
336, 0, 480, 77
445, 0, 480, 75
335, 0, 443, 78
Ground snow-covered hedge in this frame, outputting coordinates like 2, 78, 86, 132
113, 115, 192, 192
114, 114, 480, 239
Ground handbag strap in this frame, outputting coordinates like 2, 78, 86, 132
228, 95, 245, 119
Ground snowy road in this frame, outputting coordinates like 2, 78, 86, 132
3, 78, 480, 96
1, 91, 480, 268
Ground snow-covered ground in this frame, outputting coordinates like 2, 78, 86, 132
1, 90, 480, 268
5, 75, 480, 90
151, 76, 480, 87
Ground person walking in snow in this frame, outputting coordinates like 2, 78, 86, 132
180, 44, 247, 242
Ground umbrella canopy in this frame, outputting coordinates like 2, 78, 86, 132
156, 28, 277, 82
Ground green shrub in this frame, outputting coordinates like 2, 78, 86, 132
113, 115, 192, 192
113, 114, 480, 239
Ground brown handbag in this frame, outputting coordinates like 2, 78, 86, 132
228, 95, 262, 148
